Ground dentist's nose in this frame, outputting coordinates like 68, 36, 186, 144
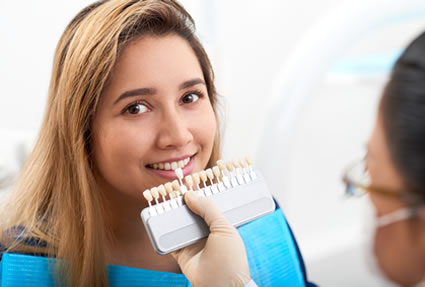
156, 110, 193, 149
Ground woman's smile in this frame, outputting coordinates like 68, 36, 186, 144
146, 153, 196, 180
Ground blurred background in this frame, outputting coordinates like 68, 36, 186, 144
1, 0, 425, 285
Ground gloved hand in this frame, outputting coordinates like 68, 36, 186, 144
171, 191, 251, 287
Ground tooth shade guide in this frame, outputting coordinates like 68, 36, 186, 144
140, 158, 277, 256
143, 157, 256, 213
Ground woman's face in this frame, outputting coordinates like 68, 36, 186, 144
92, 34, 217, 205
367, 111, 425, 286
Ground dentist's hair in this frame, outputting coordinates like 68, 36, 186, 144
381, 30, 425, 202
0, 0, 221, 286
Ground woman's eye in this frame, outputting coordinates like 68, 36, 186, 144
181, 93, 200, 104
125, 103, 149, 115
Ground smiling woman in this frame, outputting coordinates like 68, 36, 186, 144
0, 0, 221, 286
93, 34, 218, 269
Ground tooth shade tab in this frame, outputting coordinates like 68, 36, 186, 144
232, 160, 240, 169
143, 190, 153, 202
206, 168, 214, 180
185, 175, 193, 186
158, 185, 167, 196
212, 166, 221, 178
150, 187, 159, 199
175, 168, 183, 179
165, 182, 173, 194
226, 162, 234, 172
199, 171, 207, 182
217, 160, 225, 170
172, 180, 180, 190
240, 160, 247, 168
245, 156, 253, 166
192, 173, 200, 185
171, 162, 178, 170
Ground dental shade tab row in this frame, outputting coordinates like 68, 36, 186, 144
142, 157, 257, 217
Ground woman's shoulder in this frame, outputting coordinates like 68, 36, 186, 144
0, 226, 48, 262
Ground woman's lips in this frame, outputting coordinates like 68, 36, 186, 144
147, 156, 194, 180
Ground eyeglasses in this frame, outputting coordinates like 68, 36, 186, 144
342, 158, 422, 204
342, 158, 424, 227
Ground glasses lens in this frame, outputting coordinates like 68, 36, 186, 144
348, 159, 370, 185
343, 159, 370, 197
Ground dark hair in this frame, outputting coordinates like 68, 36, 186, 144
381, 31, 425, 202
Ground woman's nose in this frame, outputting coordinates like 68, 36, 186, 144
156, 110, 193, 150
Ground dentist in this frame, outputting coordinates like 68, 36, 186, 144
173, 30, 425, 287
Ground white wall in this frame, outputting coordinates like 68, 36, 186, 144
1, 1, 425, 286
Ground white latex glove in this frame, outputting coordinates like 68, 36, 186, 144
171, 191, 251, 287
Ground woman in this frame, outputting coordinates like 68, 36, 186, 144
0, 0, 220, 285
178, 31, 425, 286
0, 1, 312, 286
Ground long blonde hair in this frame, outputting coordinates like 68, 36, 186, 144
0, 0, 221, 285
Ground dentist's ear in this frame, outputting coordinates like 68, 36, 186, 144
171, 191, 251, 287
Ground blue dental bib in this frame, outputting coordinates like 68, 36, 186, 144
0, 209, 305, 287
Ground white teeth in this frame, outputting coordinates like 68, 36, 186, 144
178, 160, 185, 168
149, 157, 191, 170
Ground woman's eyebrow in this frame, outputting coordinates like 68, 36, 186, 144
114, 87, 156, 105
113, 78, 205, 105
179, 78, 206, 90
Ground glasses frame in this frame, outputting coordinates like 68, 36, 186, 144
342, 158, 423, 205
